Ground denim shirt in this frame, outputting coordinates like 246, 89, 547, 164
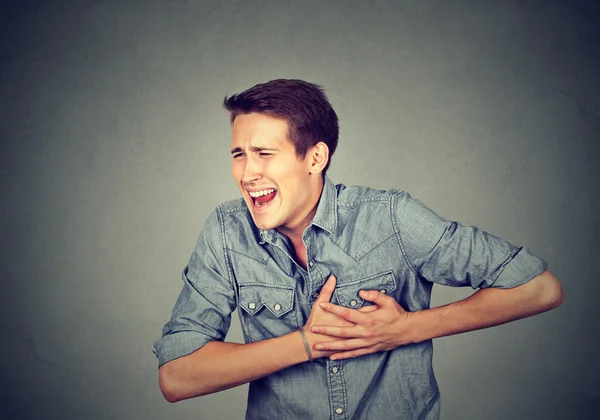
153, 177, 547, 420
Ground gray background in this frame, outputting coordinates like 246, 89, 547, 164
2, 0, 598, 419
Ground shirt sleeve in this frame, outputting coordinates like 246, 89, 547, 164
392, 190, 548, 289
152, 208, 236, 367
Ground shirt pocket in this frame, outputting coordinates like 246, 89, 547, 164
333, 270, 397, 308
238, 284, 299, 342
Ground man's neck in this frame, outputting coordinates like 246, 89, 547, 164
276, 177, 324, 246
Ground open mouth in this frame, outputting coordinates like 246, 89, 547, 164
248, 188, 277, 208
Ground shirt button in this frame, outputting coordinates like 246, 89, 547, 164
335, 407, 344, 415
309, 261, 314, 267
380, 289, 386, 294
248, 303, 256, 310
331, 367, 339, 373
274, 303, 282, 311
349, 299, 357, 307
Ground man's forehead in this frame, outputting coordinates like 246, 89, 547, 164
230, 116, 292, 149
230, 136, 286, 149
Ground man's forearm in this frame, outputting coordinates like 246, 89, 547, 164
410, 270, 563, 343
159, 331, 309, 402
158, 275, 355, 402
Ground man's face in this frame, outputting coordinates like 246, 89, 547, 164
231, 113, 318, 233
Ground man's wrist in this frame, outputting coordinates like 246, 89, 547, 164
405, 310, 427, 344
298, 328, 314, 362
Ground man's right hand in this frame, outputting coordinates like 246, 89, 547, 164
303, 275, 376, 359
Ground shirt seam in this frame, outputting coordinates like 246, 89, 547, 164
216, 205, 235, 289
357, 233, 397, 262
337, 197, 390, 208
228, 248, 269, 265
390, 191, 419, 277
219, 202, 248, 214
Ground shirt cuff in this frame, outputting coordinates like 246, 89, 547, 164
489, 246, 548, 289
152, 331, 212, 367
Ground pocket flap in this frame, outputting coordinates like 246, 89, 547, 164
239, 284, 295, 317
334, 271, 396, 308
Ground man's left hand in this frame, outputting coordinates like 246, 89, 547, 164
310, 289, 414, 360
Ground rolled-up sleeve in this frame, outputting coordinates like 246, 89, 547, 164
152, 208, 236, 367
393, 191, 547, 289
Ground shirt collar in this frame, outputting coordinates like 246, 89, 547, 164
258, 175, 338, 244
310, 175, 337, 235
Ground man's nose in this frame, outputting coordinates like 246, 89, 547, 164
241, 156, 261, 183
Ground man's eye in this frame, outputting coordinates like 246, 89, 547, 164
233, 153, 244, 159
259, 153, 273, 157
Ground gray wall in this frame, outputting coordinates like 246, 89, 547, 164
2, 1, 598, 419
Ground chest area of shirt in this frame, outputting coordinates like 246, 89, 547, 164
228, 232, 405, 301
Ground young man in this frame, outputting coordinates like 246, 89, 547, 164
153, 79, 563, 419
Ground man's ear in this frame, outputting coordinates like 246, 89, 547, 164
307, 142, 329, 175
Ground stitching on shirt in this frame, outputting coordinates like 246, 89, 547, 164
340, 362, 349, 420
333, 185, 338, 232
239, 283, 294, 290
216, 205, 235, 289
333, 270, 395, 289
337, 197, 389, 208
390, 191, 419, 277
326, 235, 359, 262
227, 248, 269, 265
327, 369, 335, 417
356, 233, 397, 261
218, 200, 248, 214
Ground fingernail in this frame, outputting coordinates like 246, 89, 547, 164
316, 344, 324, 350
311, 327, 320, 333
330, 355, 338, 360
360, 290, 368, 296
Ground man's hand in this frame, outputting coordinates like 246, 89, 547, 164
310, 289, 412, 360
303, 275, 377, 359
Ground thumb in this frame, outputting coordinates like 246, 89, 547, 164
317, 275, 337, 303
359, 289, 391, 306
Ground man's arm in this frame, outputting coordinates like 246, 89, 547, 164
410, 269, 563, 342
158, 332, 308, 402
158, 276, 370, 402
310, 270, 563, 359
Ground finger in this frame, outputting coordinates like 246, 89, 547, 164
310, 325, 357, 338
319, 301, 367, 324
330, 346, 377, 360
317, 275, 336, 303
314, 338, 372, 352
359, 289, 393, 306
358, 304, 378, 313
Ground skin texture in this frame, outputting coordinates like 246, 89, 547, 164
230, 112, 327, 245
312, 271, 563, 360
158, 274, 370, 402
158, 113, 564, 402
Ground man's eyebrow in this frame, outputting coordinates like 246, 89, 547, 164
230, 146, 280, 154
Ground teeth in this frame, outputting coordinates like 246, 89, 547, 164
248, 188, 276, 198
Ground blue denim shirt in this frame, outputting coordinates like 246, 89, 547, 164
153, 177, 547, 419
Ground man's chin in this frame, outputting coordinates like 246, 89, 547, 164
254, 222, 276, 231
251, 215, 275, 231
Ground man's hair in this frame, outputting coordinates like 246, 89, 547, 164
223, 79, 339, 175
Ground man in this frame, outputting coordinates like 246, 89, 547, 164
153, 79, 563, 419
